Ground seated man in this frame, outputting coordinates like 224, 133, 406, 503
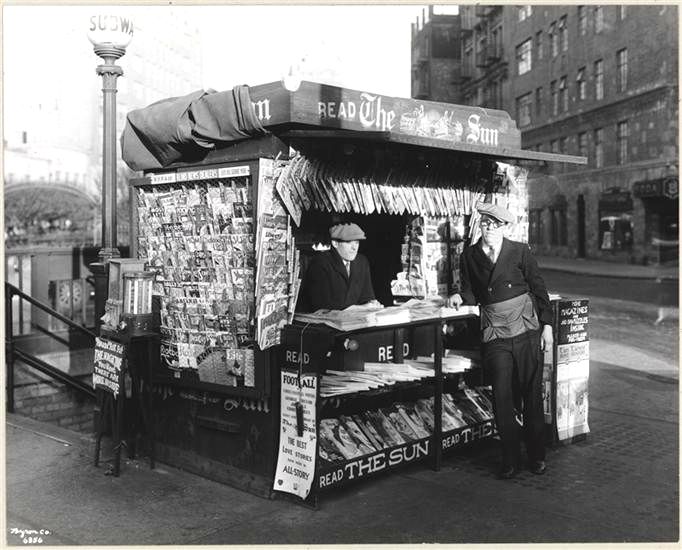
299, 222, 377, 312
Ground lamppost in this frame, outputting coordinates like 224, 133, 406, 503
87, 14, 133, 331
87, 14, 134, 262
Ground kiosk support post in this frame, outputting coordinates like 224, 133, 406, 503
433, 321, 443, 471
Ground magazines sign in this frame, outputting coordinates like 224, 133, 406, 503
274, 370, 317, 499
554, 300, 590, 440
92, 337, 125, 397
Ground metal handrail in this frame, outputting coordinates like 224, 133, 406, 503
5, 281, 97, 411
5, 282, 96, 339
13, 349, 96, 399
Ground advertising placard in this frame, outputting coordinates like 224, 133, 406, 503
92, 337, 125, 397
554, 300, 590, 440
273, 370, 317, 499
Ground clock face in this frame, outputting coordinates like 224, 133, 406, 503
57, 281, 83, 307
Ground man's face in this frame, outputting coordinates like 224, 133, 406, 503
332, 239, 360, 261
480, 215, 507, 247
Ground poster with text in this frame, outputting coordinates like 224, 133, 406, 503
93, 337, 125, 397
273, 370, 318, 499
554, 299, 590, 440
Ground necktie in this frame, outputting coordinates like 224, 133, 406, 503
344, 261, 351, 275
487, 246, 496, 263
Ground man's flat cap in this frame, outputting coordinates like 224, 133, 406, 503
476, 202, 516, 224
330, 222, 366, 241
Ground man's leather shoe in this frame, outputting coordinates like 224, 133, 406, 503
498, 465, 517, 479
529, 460, 547, 475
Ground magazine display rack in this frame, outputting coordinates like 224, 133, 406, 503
118, 80, 585, 501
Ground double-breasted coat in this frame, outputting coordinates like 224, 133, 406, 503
459, 238, 552, 326
299, 248, 376, 312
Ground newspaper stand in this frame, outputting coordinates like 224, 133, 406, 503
122, 80, 585, 503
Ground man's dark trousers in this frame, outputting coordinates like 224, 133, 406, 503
483, 328, 546, 468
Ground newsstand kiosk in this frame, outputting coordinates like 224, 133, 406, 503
100, 80, 587, 505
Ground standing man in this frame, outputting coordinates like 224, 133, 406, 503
448, 202, 553, 479
299, 222, 377, 312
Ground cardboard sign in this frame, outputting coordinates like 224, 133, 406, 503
92, 337, 125, 397
273, 370, 317, 499
554, 300, 590, 440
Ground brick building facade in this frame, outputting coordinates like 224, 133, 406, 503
411, 5, 678, 265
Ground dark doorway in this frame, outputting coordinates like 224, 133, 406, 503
577, 194, 586, 258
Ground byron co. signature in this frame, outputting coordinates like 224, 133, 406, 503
9, 528, 50, 544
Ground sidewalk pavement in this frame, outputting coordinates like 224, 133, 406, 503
536, 255, 679, 280
5, 346, 679, 546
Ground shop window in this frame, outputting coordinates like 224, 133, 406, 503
617, 48, 628, 92
516, 38, 532, 75
560, 136, 568, 154
516, 92, 533, 127
576, 67, 586, 100
617, 120, 629, 164
594, 59, 604, 100
559, 16, 568, 52
599, 189, 634, 251
550, 206, 567, 246
578, 5, 587, 35
529, 209, 543, 244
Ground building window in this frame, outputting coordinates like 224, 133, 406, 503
516, 38, 533, 75
535, 31, 543, 60
599, 189, 634, 251
559, 15, 568, 52
594, 59, 604, 100
617, 120, 629, 164
617, 48, 628, 92
595, 6, 604, 33
529, 209, 543, 244
560, 136, 568, 154
516, 92, 533, 127
551, 139, 559, 154
549, 22, 558, 57
578, 132, 588, 158
535, 87, 543, 116
550, 206, 568, 246
578, 5, 587, 35
550, 80, 558, 115
518, 5, 532, 21
594, 127, 604, 167
576, 67, 586, 100
559, 76, 568, 112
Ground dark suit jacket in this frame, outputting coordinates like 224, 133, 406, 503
299, 248, 376, 312
460, 238, 552, 326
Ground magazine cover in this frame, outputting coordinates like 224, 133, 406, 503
319, 418, 364, 460
395, 402, 431, 438
339, 416, 378, 453
383, 405, 419, 442
352, 413, 387, 450
367, 410, 406, 447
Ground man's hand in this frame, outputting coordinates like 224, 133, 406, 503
540, 324, 553, 351
447, 293, 463, 310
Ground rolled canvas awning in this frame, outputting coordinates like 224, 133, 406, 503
122, 80, 586, 171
